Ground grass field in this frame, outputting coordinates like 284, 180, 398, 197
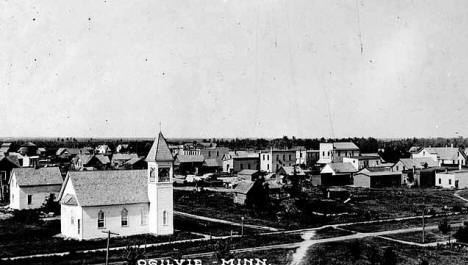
303, 237, 468, 265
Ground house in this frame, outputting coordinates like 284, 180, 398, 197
419, 167, 447, 187
0, 155, 20, 202
200, 147, 229, 170
353, 168, 402, 188
58, 132, 174, 240
233, 180, 265, 206
237, 169, 262, 181
9, 167, 63, 210
306, 150, 320, 168
95, 145, 112, 154
116, 144, 130, 153
259, 149, 296, 173
56, 148, 90, 160
223, 151, 260, 174
72, 154, 110, 170
318, 142, 360, 164
8, 152, 39, 168
411, 146, 466, 166
0, 143, 13, 155
111, 153, 139, 169
18, 142, 38, 156
392, 157, 439, 185
123, 157, 147, 170
343, 153, 382, 170
436, 170, 468, 189
294, 146, 307, 166
320, 162, 357, 186
201, 158, 222, 174
174, 154, 205, 175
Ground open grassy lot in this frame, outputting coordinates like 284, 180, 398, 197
340, 215, 465, 233
385, 228, 455, 244
174, 214, 261, 236
303, 237, 468, 265
175, 188, 467, 231
0, 219, 202, 258
1, 233, 304, 265
312, 227, 355, 240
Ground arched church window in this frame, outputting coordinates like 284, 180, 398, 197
163, 210, 167, 226
98, 210, 105, 228
121, 208, 128, 226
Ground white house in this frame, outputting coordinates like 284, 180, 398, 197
435, 170, 468, 189
318, 142, 360, 164
58, 132, 174, 240
9, 167, 63, 210
412, 147, 466, 166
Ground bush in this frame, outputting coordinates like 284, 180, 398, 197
11, 209, 42, 225
42, 194, 60, 215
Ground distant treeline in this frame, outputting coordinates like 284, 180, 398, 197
1, 136, 467, 163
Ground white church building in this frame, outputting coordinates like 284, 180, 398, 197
58, 132, 174, 240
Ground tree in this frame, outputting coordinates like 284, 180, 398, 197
454, 224, 468, 243
213, 240, 233, 262
42, 193, 60, 215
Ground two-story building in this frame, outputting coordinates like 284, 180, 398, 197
259, 149, 296, 173
318, 142, 360, 164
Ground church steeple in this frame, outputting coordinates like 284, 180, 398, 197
146, 132, 173, 162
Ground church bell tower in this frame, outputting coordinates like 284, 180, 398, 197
145, 132, 174, 235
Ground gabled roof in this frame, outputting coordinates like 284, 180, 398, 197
357, 168, 402, 177
62, 194, 78, 206
327, 162, 358, 173
423, 147, 464, 161
409, 146, 422, 154
0, 155, 20, 168
146, 132, 174, 162
60, 170, 148, 207
75, 154, 95, 165
398, 157, 438, 169
95, 154, 110, 164
333, 142, 359, 150
124, 157, 146, 166
233, 180, 255, 194
11, 167, 63, 187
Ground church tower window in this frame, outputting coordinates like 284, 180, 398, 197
98, 210, 105, 228
121, 208, 128, 227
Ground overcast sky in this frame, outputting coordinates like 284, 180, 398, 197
1, 0, 468, 139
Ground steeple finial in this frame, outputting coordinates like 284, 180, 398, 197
159, 121, 162, 133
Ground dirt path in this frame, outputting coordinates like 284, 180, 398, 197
174, 211, 281, 231
454, 189, 468, 203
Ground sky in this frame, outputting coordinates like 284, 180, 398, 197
1, 0, 468, 139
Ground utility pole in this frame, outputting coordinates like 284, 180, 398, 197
102, 230, 119, 265
241, 216, 244, 236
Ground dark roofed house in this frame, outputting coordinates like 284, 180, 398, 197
0, 155, 20, 202
320, 162, 357, 186
353, 168, 402, 188
202, 158, 222, 174
237, 169, 262, 181
9, 167, 63, 209
174, 154, 205, 175
111, 153, 138, 169
124, 157, 147, 170
72, 154, 110, 171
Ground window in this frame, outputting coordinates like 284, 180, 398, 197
267, 155, 269, 160
0, 171, 6, 181
300, 153, 302, 158
158, 167, 170, 182
71, 215, 75, 225
263, 155, 265, 160
267, 164, 269, 170
449, 179, 452, 185
322, 151, 325, 156
141, 208, 148, 226
149, 167, 156, 182
121, 208, 128, 227
77, 219, 80, 234
217, 151, 219, 157
240, 164, 244, 170
247, 164, 251, 169
98, 210, 105, 228
163, 211, 168, 226
283, 155, 285, 160
289, 154, 291, 160
27, 195, 32, 205
277, 155, 279, 160
208, 151, 211, 157
439, 178, 441, 184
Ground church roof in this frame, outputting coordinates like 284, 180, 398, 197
146, 132, 174, 162
61, 170, 149, 207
